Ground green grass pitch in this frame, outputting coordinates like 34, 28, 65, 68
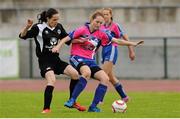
0, 91, 180, 118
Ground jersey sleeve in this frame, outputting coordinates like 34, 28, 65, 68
19, 24, 39, 39
101, 30, 113, 46
68, 26, 84, 40
58, 24, 70, 46
58, 24, 68, 38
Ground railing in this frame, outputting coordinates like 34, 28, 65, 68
130, 37, 180, 79
28, 37, 180, 79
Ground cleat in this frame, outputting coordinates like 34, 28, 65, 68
64, 98, 75, 108
41, 109, 51, 114
122, 96, 129, 103
73, 102, 86, 111
88, 106, 101, 112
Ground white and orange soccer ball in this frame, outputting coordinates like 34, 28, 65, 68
112, 99, 127, 113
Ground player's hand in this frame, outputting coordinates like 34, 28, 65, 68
52, 46, 60, 53
26, 19, 33, 29
135, 40, 144, 47
129, 51, 135, 61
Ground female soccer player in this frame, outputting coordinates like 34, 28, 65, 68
19, 8, 85, 113
52, 10, 143, 112
100, 8, 135, 102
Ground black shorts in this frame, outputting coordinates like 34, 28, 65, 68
38, 57, 69, 78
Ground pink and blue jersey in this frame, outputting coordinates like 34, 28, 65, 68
100, 22, 125, 46
100, 22, 126, 64
69, 23, 112, 59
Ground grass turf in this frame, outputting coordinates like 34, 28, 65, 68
0, 91, 180, 118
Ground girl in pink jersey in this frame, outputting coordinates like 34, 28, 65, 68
52, 10, 143, 112
100, 8, 135, 102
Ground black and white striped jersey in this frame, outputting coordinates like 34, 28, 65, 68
19, 22, 69, 59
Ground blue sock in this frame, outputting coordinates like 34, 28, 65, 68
71, 77, 87, 100
114, 82, 127, 98
90, 84, 107, 108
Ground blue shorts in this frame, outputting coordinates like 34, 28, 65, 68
70, 55, 102, 78
101, 45, 118, 65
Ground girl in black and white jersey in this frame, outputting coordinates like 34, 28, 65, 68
19, 8, 86, 113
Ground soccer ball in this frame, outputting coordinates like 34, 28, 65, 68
112, 99, 127, 113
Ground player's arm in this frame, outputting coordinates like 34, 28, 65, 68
117, 23, 136, 60
111, 37, 144, 47
122, 34, 136, 60
52, 36, 71, 53
71, 37, 88, 44
19, 19, 33, 38
19, 19, 39, 39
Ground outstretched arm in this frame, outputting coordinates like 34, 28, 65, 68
71, 37, 88, 44
112, 37, 144, 47
52, 36, 71, 53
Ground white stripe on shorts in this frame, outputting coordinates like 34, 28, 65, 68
110, 46, 115, 62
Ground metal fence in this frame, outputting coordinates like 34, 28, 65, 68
23, 37, 180, 79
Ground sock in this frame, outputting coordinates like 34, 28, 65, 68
90, 83, 107, 108
43, 85, 54, 110
69, 79, 79, 99
114, 82, 127, 98
71, 77, 87, 100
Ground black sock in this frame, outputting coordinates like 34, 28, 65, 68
69, 79, 79, 99
43, 85, 54, 110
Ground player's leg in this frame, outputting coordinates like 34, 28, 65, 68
102, 46, 129, 102
67, 65, 91, 99
64, 65, 91, 109
63, 65, 79, 99
55, 59, 79, 101
64, 56, 91, 109
101, 45, 116, 75
69, 79, 79, 99
63, 64, 86, 111
109, 71, 129, 102
101, 60, 113, 75
102, 61, 128, 102
38, 59, 56, 113
88, 67, 109, 112
42, 70, 56, 113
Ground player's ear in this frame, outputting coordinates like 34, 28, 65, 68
47, 17, 50, 22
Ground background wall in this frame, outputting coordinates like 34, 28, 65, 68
0, 0, 179, 78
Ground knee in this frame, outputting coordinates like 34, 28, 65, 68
81, 71, 91, 79
45, 71, 56, 86
70, 70, 79, 79
47, 78, 56, 86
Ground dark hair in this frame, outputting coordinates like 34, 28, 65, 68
37, 8, 58, 23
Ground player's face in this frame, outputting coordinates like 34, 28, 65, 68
47, 14, 59, 28
102, 10, 111, 23
91, 16, 104, 31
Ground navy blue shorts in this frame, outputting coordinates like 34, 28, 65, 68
69, 55, 102, 78
101, 45, 118, 65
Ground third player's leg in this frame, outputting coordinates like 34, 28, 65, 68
63, 65, 79, 80
94, 70, 109, 85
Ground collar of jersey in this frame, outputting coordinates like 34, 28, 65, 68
43, 22, 56, 31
